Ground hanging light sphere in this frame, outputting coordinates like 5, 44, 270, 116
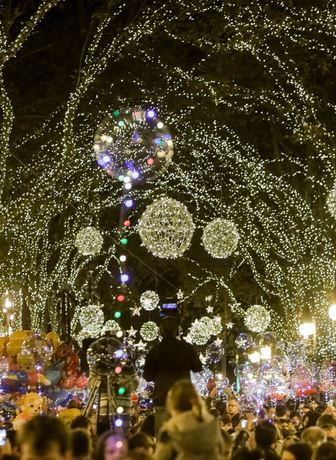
187, 319, 212, 345
138, 197, 194, 259
102, 320, 122, 336
235, 333, 254, 350
299, 322, 316, 338
140, 321, 159, 341
94, 108, 174, 183
140, 291, 160, 311
244, 305, 271, 333
326, 185, 336, 218
75, 227, 103, 256
79, 305, 105, 337
202, 218, 239, 258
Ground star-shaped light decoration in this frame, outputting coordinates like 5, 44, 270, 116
131, 306, 141, 316
214, 338, 223, 347
205, 295, 213, 302
127, 327, 137, 338
135, 340, 147, 351
206, 306, 214, 313
177, 289, 184, 301
229, 302, 240, 313
226, 322, 234, 329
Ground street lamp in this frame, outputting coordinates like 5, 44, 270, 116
299, 321, 316, 339
328, 304, 336, 321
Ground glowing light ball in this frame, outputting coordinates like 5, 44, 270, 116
244, 305, 271, 333
299, 322, 315, 338
87, 336, 127, 376
235, 333, 254, 349
140, 291, 160, 311
202, 218, 239, 258
94, 108, 174, 183
187, 319, 212, 345
328, 304, 336, 321
79, 305, 105, 337
140, 321, 159, 341
102, 320, 121, 336
75, 227, 103, 256
138, 197, 194, 259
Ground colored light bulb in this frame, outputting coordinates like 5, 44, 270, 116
113, 110, 120, 117
116, 294, 125, 302
123, 220, 131, 227
114, 311, 122, 319
146, 109, 156, 119
120, 273, 129, 283
124, 199, 133, 208
120, 238, 128, 245
117, 387, 126, 395
115, 366, 122, 374
147, 158, 154, 166
115, 418, 123, 427
119, 255, 127, 262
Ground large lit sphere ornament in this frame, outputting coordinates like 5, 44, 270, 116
75, 227, 103, 256
244, 305, 271, 333
202, 218, 239, 258
102, 320, 121, 336
326, 184, 336, 218
93, 108, 174, 183
140, 321, 159, 341
140, 291, 160, 311
79, 305, 105, 337
138, 197, 194, 259
187, 319, 212, 345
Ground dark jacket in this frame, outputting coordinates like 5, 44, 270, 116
143, 337, 202, 406
154, 410, 224, 460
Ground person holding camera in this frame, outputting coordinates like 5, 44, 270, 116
143, 317, 202, 435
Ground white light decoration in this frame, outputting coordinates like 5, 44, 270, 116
244, 305, 271, 333
138, 197, 194, 259
248, 351, 261, 364
328, 304, 336, 321
79, 304, 104, 336
187, 319, 212, 345
102, 320, 121, 335
140, 290, 160, 311
199, 316, 223, 335
260, 345, 272, 360
140, 321, 159, 341
326, 185, 336, 218
75, 227, 103, 256
202, 218, 239, 258
299, 322, 316, 338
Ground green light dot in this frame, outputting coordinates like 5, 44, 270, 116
118, 120, 125, 128
117, 387, 126, 395
118, 175, 125, 182
120, 238, 128, 245
114, 311, 122, 319
113, 110, 120, 117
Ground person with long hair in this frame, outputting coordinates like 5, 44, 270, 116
154, 380, 223, 460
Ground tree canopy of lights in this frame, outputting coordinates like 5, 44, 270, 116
0, 0, 335, 358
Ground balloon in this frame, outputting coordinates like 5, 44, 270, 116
0, 370, 28, 393
46, 331, 61, 351
23, 334, 53, 368
75, 374, 88, 389
7, 331, 33, 359
45, 367, 62, 386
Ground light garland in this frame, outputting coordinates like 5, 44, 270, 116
244, 305, 271, 333
138, 197, 194, 259
140, 290, 160, 311
140, 321, 159, 341
202, 218, 239, 258
75, 227, 103, 256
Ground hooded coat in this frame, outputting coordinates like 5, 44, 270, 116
154, 410, 224, 460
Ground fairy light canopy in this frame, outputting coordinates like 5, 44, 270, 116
0, 0, 335, 357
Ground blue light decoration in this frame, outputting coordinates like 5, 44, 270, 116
120, 273, 129, 283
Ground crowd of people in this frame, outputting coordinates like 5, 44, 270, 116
0, 318, 334, 460
0, 379, 335, 460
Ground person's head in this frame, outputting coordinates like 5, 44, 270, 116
301, 427, 327, 449
316, 414, 336, 440
166, 380, 203, 420
17, 415, 70, 460
160, 318, 178, 338
303, 411, 320, 428
221, 414, 233, 432
281, 443, 312, 460
276, 405, 288, 420
70, 415, 91, 431
71, 428, 91, 459
290, 412, 302, 428
322, 405, 336, 420
95, 431, 127, 460
313, 441, 336, 460
255, 421, 277, 449
227, 398, 240, 416
128, 433, 155, 455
